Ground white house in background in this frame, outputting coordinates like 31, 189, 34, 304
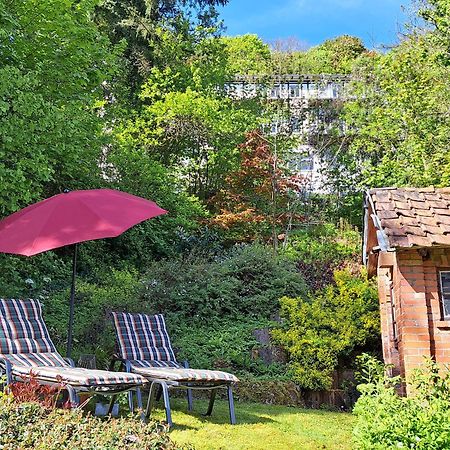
288, 145, 329, 194
225, 74, 349, 193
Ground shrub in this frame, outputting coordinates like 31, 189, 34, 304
0, 393, 183, 449
143, 243, 308, 323
282, 222, 361, 291
353, 355, 450, 450
272, 268, 380, 390
41, 268, 145, 366
36, 244, 306, 377
173, 319, 287, 378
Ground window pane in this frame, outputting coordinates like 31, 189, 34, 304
440, 272, 450, 318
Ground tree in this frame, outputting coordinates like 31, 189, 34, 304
95, 0, 228, 101
343, 33, 450, 189
221, 34, 271, 75
0, 0, 120, 215
209, 131, 304, 245
294, 35, 368, 74
113, 30, 263, 201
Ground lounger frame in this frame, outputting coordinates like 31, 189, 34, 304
109, 356, 236, 427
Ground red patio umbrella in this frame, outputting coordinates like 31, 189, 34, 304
0, 189, 167, 357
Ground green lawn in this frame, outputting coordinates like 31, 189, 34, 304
150, 398, 354, 450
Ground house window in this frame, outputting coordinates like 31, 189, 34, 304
439, 271, 450, 319
300, 154, 314, 171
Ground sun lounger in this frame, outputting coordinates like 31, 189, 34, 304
111, 311, 238, 426
0, 298, 145, 411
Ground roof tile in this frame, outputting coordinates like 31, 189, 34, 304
385, 228, 407, 237
380, 219, 402, 229
377, 210, 399, 220
391, 193, 407, 202
436, 214, 450, 225
428, 234, 450, 245
415, 209, 434, 217
389, 235, 411, 247
395, 201, 411, 210
420, 224, 442, 235
408, 235, 432, 247
401, 216, 420, 226
404, 191, 425, 202
428, 200, 449, 208
433, 208, 450, 216
404, 226, 427, 236
397, 209, 416, 218
410, 200, 427, 209
417, 216, 436, 226
376, 202, 395, 211
440, 224, 450, 234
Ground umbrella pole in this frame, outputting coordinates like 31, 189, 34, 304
67, 243, 77, 358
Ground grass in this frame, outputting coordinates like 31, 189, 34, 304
150, 398, 354, 450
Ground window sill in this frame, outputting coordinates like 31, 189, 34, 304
437, 320, 450, 329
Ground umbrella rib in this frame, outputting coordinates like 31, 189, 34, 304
26, 201, 60, 256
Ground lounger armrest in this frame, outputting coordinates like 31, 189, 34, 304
109, 354, 132, 372
0, 357, 13, 384
64, 357, 75, 367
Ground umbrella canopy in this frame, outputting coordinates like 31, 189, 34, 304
0, 189, 167, 256
0, 189, 168, 357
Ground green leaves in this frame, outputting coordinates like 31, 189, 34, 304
272, 268, 379, 390
0, 0, 121, 215
342, 10, 450, 190
354, 356, 450, 449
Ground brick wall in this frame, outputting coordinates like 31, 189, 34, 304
378, 248, 450, 390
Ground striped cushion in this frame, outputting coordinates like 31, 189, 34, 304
0, 298, 57, 355
10, 364, 144, 387
0, 299, 144, 388
112, 312, 177, 363
129, 363, 239, 383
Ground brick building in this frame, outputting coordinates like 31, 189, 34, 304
363, 187, 450, 388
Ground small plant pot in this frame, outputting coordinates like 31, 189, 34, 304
94, 402, 119, 417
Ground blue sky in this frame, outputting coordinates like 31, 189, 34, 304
218, 0, 410, 49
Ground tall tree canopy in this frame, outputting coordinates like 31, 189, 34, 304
0, 0, 120, 215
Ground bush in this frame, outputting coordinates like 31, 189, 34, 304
36, 244, 306, 377
353, 355, 450, 449
143, 244, 308, 323
272, 268, 380, 390
173, 320, 287, 378
282, 222, 361, 291
0, 393, 183, 450
41, 268, 145, 366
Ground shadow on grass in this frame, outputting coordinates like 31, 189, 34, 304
150, 398, 277, 427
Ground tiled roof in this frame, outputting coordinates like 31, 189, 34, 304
368, 187, 450, 249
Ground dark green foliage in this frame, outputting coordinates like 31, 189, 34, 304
95, 0, 228, 100
31, 244, 306, 375
143, 244, 308, 322
353, 355, 450, 449
0, 393, 181, 449
272, 269, 380, 390
41, 268, 145, 365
